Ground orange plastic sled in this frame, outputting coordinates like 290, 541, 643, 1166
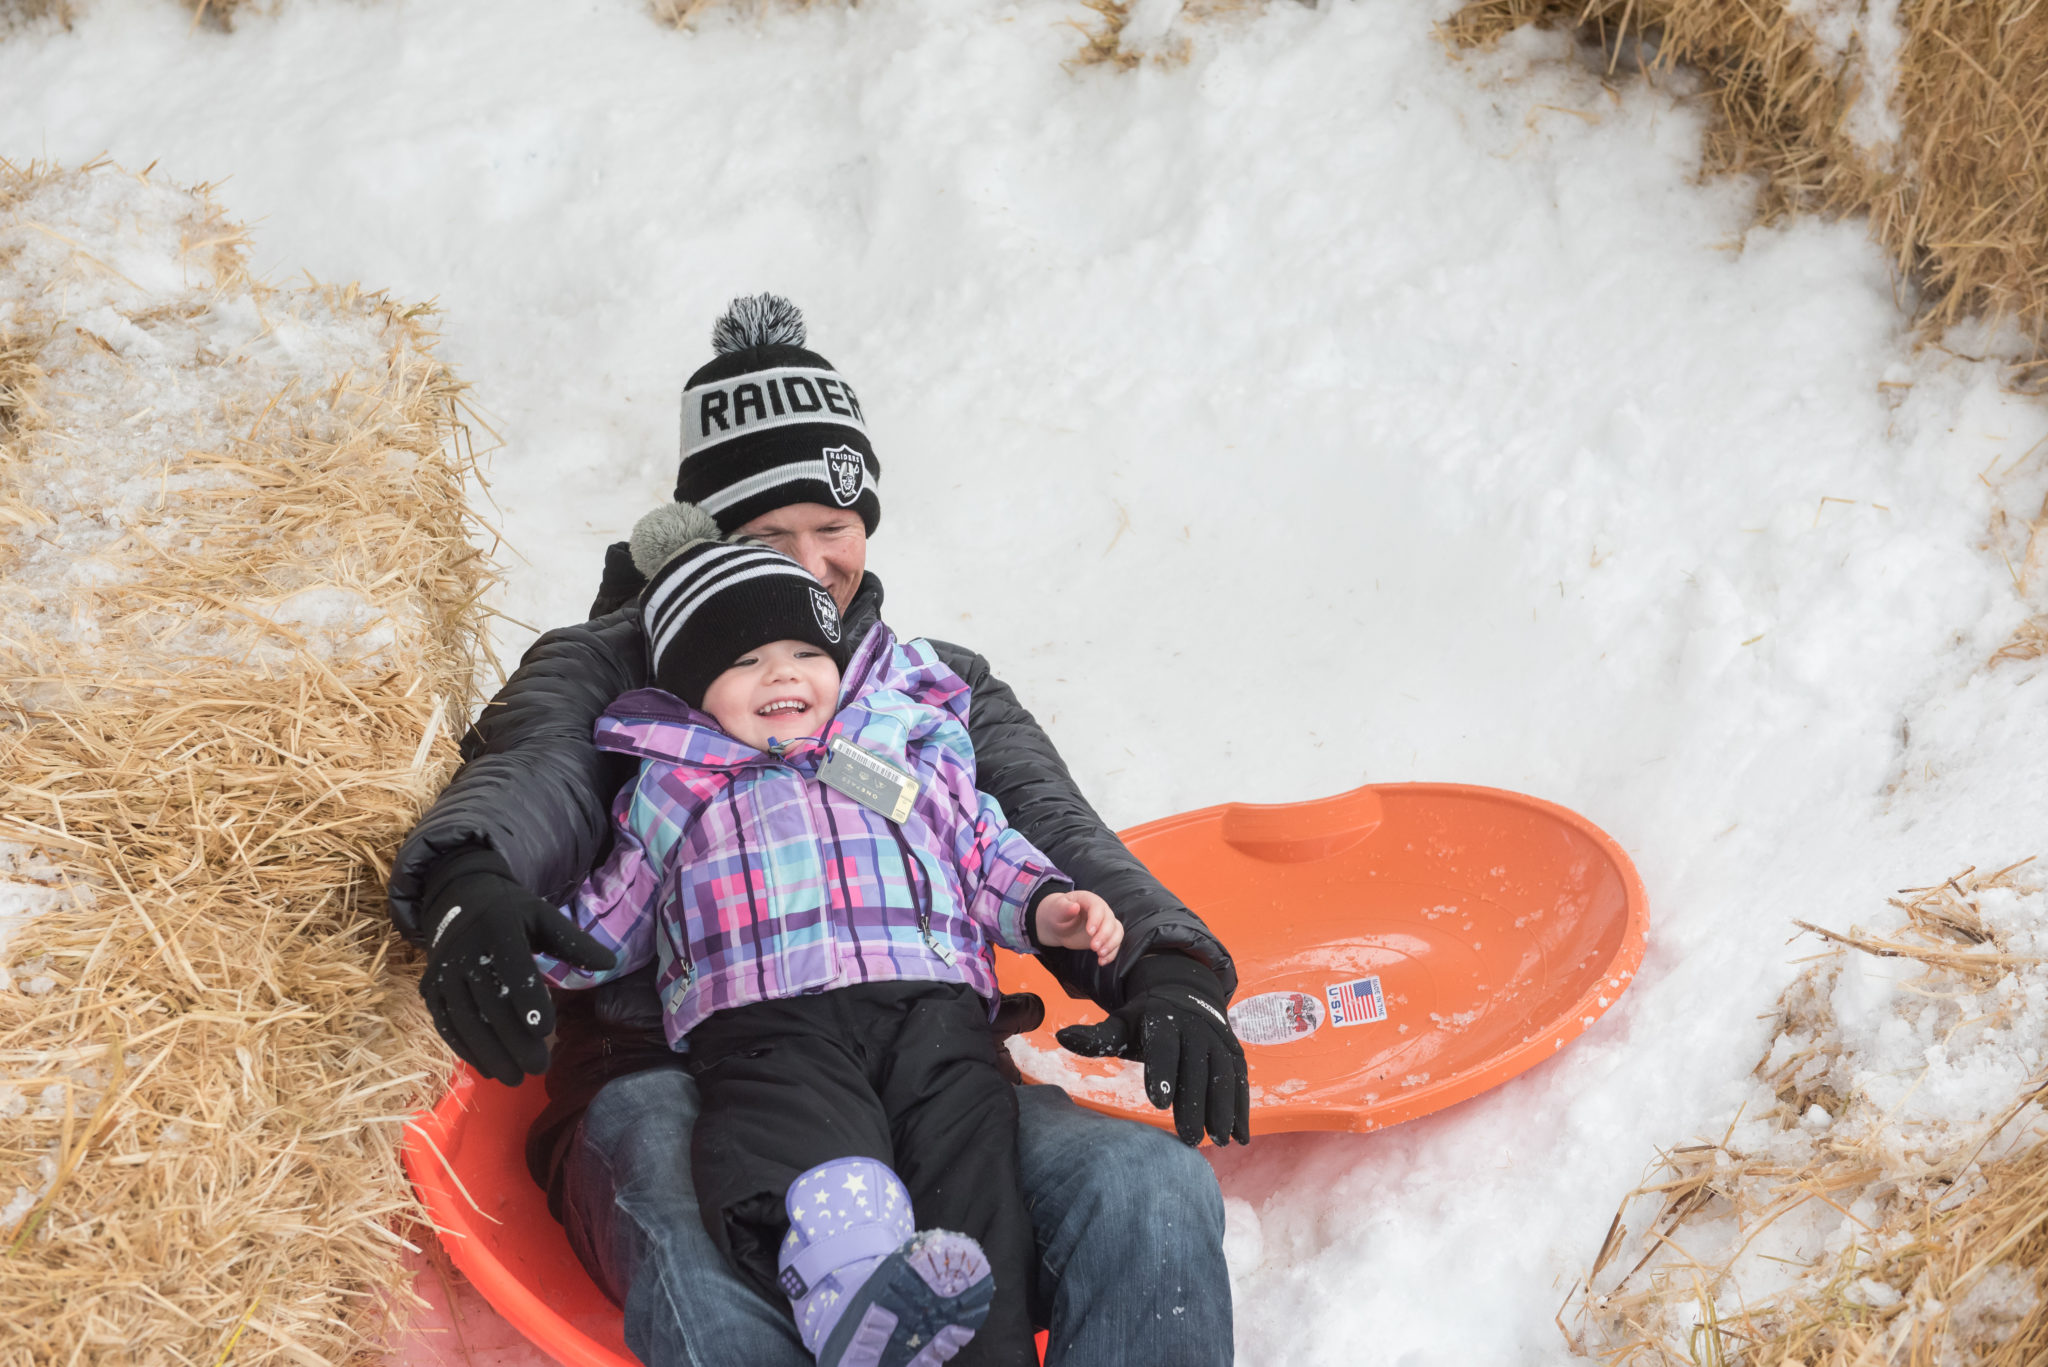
404, 1069, 631, 1367
402, 1072, 1050, 1367
1000, 782, 1649, 1133
405, 781, 1646, 1365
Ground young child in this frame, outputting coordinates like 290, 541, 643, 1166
535, 502, 1122, 1367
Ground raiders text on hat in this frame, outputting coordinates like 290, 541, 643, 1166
684, 366, 867, 457
675, 294, 883, 536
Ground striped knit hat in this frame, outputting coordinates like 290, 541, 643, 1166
675, 294, 882, 535
630, 502, 852, 707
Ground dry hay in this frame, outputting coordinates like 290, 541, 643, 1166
184, 0, 279, 31
1980, 436, 2048, 665
0, 0, 73, 31
1069, 0, 1188, 70
0, 0, 72, 37
1066, 0, 1299, 69
647, 0, 824, 30
0, 158, 489, 1364
644, 0, 1284, 66
0, 0, 276, 35
1442, 0, 2048, 358
1563, 864, 2048, 1365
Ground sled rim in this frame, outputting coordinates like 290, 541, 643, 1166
402, 1070, 636, 1367
1003, 781, 1650, 1135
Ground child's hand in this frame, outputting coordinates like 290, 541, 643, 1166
1034, 890, 1123, 965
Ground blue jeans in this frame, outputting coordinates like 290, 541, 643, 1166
560, 1067, 1233, 1367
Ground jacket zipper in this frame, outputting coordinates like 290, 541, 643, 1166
888, 823, 955, 967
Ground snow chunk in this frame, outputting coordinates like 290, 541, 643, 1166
1950, 1263, 2040, 1345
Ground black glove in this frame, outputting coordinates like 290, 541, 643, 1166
1056, 953, 1251, 1147
991, 992, 1046, 1039
417, 847, 617, 1086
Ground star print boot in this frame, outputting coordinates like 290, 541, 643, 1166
776, 1157, 994, 1367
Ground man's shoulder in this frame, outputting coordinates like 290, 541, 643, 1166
524, 599, 644, 666
920, 635, 990, 682
884, 633, 946, 671
860, 631, 972, 717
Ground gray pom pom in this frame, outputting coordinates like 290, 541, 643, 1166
630, 501, 721, 577
711, 294, 806, 354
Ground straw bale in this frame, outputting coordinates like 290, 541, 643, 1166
0, 332, 42, 439
0, 0, 270, 33
0, 0, 72, 35
1071, 0, 1155, 70
1562, 865, 2048, 1365
0, 159, 488, 1365
184, 0, 274, 30
1067, 0, 1299, 70
644, 0, 1283, 67
1980, 438, 2048, 664
1443, 0, 2048, 356
648, 0, 822, 30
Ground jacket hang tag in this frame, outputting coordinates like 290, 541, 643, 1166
817, 736, 919, 824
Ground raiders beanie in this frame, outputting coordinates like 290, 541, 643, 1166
631, 501, 852, 707
675, 294, 882, 536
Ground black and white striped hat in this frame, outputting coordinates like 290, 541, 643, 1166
631, 502, 852, 707
675, 294, 882, 536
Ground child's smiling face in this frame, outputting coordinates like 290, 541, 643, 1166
700, 639, 842, 751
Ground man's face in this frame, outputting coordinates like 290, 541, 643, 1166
734, 503, 868, 611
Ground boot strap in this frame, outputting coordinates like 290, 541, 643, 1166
777, 1222, 905, 1300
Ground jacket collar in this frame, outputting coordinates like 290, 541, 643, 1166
599, 614, 898, 769
842, 571, 885, 645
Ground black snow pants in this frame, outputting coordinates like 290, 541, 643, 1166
686, 980, 1037, 1367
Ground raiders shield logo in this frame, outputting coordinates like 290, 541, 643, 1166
821, 445, 865, 508
809, 587, 842, 643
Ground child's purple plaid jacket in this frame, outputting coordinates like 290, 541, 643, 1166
534, 623, 1071, 1047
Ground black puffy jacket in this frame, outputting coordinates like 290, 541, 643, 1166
388, 553, 1237, 1204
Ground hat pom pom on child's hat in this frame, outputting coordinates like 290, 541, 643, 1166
630, 500, 721, 578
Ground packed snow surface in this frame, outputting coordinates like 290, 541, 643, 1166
5, 0, 2047, 1361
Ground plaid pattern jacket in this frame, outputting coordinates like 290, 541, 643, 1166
535, 623, 1069, 1046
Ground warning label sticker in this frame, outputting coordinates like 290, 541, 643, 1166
1325, 975, 1388, 1028
1227, 991, 1325, 1046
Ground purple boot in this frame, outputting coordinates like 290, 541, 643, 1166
776, 1157, 994, 1367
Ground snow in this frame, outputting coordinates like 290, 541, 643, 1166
1951, 1262, 2041, 1347
0, 845, 73, 996
1570, 869, 2048, 1354
4, 0, 2047, 1362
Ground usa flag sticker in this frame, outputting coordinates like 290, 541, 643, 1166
1325, 975, 1387, 1027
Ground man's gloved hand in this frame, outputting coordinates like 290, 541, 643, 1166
991, 991, 1046, 1039
1055, 952, 1251, 1147
417, 847, 617, 1086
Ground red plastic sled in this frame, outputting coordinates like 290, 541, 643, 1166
1000, 782, 1648, 1132
405, 781, 1646, 1365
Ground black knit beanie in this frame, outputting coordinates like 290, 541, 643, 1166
631, 502, 852, 707
675, 294, 882, 536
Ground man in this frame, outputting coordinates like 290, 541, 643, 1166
389, 295, 1249, 1367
